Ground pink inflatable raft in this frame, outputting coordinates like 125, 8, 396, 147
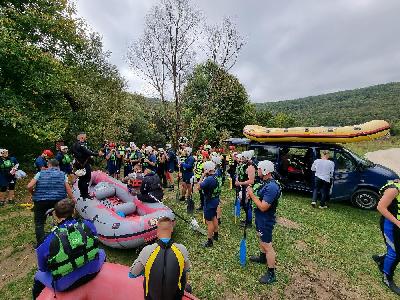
38, 262, 198, 300
73, 171, 175, 249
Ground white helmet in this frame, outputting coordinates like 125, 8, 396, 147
185, 147, 192, 155
165, 143, 172, 149
60, 145, 68, 151
158, 148, 164, 152
145, 146, 153, 153
236, 153, 242, 160
203, 161, 216, 174
211, 151, 218, 157
211, 155, 221, 165
242, 150, 253, 161
0, 149, 5, 157
258, 160, 275, 176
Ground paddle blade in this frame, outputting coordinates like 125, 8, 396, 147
235, 198, 241, 217
239, 238, 247, 267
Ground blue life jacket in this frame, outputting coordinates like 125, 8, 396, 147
33, 168, 67, 201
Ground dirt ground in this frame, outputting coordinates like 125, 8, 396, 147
365, 148, 400, 175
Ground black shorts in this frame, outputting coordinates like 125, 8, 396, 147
255, 218, 275, 243
0, 181, 15, 192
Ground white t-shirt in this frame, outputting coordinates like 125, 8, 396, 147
311, 159, 335, 183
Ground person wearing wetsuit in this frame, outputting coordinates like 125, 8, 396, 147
129, 217, 191, 300
71, 132, 103, 199
373, 181, 400, 295
235, 151, 256, 227
247, 160, 281, 285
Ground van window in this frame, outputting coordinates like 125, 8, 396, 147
335, 151, 356, 172
253, 146, 278, 162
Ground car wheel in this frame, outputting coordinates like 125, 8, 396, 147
351, 189, 379, 210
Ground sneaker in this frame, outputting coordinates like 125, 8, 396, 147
213, 232, 219, 241
196, 206, 203, 211
179, 196, 186, 202
259, 271, 276, 284
249, 252, 267, 264
0, 201, 4, 207
240, 222, 252, 228
311, 201, 316, 208
203, 239, 213, 248
372, 254, 385, 273
383, 274, 400, 295
7, 199, 15, 204
319, 205, 328, 209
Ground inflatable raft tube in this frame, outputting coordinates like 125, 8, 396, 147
38, 262, 199, 300
74, 171, 175, 249
243, 120, 390, 143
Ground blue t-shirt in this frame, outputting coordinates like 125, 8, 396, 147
35, 156, 47, 171
200, 175, 220, 207
254, 180, 281, 223
181, 155, 195, 176
148, 154, 157, 172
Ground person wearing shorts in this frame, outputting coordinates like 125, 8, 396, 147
247, 160, 281, 284
199, 161, 221, 248
180, 147, 195, 202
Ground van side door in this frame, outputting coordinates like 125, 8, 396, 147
331, 150, 361, 201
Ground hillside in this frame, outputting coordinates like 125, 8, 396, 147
256, 82, 400, 127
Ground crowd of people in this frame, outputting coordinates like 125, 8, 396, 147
1, 131, 400, 298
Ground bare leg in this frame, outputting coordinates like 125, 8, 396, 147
261, 242, 276, 268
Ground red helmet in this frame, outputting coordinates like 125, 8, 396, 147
43, 149, 54, 157
229, 145, 235, 151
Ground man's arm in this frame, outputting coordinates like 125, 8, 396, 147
65, 182, 74, 199
129, 245, 154, 277
27, 175, 38, 195
79, 144, 99, 157
248, 187, 271, 212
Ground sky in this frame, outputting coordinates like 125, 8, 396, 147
75, 0, 400, 102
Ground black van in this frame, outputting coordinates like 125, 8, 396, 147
226, 139, 398, 209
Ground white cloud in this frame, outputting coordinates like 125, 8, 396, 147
75, 0, 400, 102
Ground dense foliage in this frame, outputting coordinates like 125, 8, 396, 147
0, 0, 153, 160
181, 61, 253, 146
257, 82, 400, 129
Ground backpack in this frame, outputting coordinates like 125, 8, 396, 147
47, 221, 99, 280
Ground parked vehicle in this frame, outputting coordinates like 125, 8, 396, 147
225, 138, 398, 209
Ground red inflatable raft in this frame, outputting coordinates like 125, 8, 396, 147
38, 262, 198, 300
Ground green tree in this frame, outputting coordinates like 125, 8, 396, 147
181, 61, 250, 146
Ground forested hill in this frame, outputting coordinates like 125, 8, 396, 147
256, 82, 400, 127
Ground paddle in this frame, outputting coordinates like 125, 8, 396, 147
186, 177, 195, 214
175, 172, 181, 201
148, 194, 206, 236
239, 200, 248, 267
234, 187, 240, 224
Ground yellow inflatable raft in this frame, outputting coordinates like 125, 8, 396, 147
243, 120, 390, 143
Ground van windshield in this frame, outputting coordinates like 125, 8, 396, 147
344, 149, 375, 168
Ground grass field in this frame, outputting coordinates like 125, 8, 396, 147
1, 138, 400, 299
